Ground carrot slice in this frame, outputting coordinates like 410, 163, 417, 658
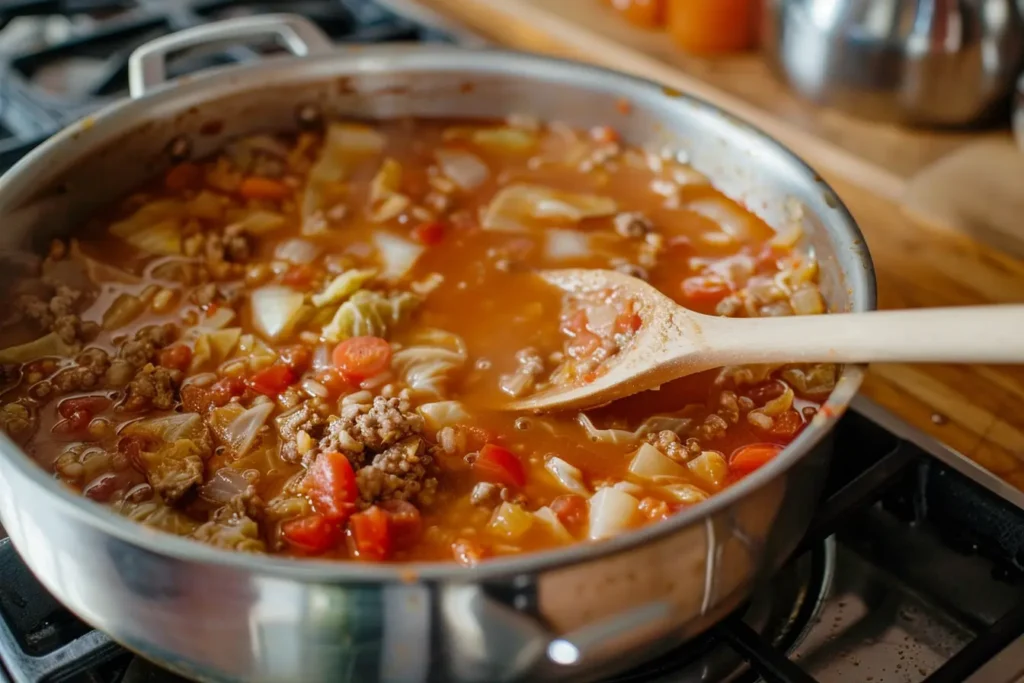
332, 336, 392, 381
729, 443, 783, 474
239, 176, 292, 201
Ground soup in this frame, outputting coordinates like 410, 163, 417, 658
0, 117, 834, 564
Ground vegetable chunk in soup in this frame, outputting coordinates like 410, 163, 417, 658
0, 117, 835, 564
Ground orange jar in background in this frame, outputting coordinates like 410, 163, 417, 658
666, 0, 759, 54
610, 0, 666, 28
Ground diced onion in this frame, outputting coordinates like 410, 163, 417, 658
198, 468, 252, 504
489, 502, 534, 540
418, 401, 471, 432
373, 231, 425, 281
274, 238, 321, 265
250, 285, 306, 341
534, 506, 573, 542
545, 456, 590, 495
790, 285, 825, 315
688, 198, 754, 242
543, 230, 592, 261
661, 483, 709, 505
585, 303, 618, 338
435, 149, 489, 191
687, 451, 728, 490
612, 481, 645, 496
628, 443, 688, 480
588, 487, 639, 540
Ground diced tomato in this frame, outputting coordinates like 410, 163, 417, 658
729, 443, 783, 475
281, 263, 320, 289
57, 395, 111, 420
380, 500, 422, 549
591, 125, 620, 144
303, 451, 359, 523
550, 494, 588, 532
278, 345, 312, 374
562, 309, 589, 337
474, 444, 526, 488
238, 176, 292, 201
51, 411, 91, 435
411, 220, 445, 246
211, 376, 246, 404
639, 496, 671, 521
282, 514, 340, 554
332, 336, 392, 381
567, 330, 601, 359
315, 368, 350, 399
615, 311, 643, 335
249, 364, 295, 397
158, 344, 193, 372
451, 537, 487, 567
164, 163, 202, 191
349, 506, 392, 561
767, 410, 804, 440
681, 275, 731, 305
746, 380, 786, 405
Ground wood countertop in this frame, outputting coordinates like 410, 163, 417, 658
400, 0, 1024, 494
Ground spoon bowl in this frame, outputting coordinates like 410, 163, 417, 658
508, 268, 1024, 413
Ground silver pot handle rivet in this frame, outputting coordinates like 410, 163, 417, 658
127, 13, 334, 99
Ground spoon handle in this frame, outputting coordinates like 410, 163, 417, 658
702, 305, 1024, 366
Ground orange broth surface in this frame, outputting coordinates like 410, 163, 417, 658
0, 117, 836, 563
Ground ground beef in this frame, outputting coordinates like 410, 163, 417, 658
121, 365, 182, 412
131, 420, 212, 504
613, 212, 653, 239
717, 390, 740, 425
51, 365, 105, 394
695, 413, 729, 442
0, 400, 36, 445
354, 436, 438, 507
646, 430, 690, 464
117, 323, 177, 368
14, 280, 84, 333
276, 399, 332, 464
318, 394, 423, 459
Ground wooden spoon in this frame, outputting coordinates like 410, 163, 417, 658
508, 269, 1024, 413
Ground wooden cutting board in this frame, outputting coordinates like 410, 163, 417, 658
407, 0, 1024, 493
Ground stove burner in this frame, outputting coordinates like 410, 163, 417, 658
0, 0, 447, 170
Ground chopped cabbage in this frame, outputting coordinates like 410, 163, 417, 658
482, 184, 617, 232
117, 499, 199, 536
577, 413, 692, 445
274, 238, 321, 265
311, 268, 377, 308
228, 210, 286, 236
322, 289, 419, 342
687, 451, 728, 490
373, 231, 424, 281
368, 158, 411, 223
250, 285, 308, 341
190, 328, 241, 371
209, 401, 274, 458
545, 456, 589, 495
588, 487, 639, 540
445, 126, 537, 152
391, 328, 467, 397
489, 502, 534, 540
70, 240, 140, 285
303, 122, 386, 234
544, 229, 592, 261
417, 401, 471, 432
109, 199, 185, 255
0, 332, 79, 365
435, 149, 489, 190
628, 443, 688, 479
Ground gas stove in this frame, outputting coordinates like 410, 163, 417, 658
1, 2, 1024, 682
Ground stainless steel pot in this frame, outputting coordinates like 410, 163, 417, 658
762, 0, 1024, 127
0, 14, 876, 683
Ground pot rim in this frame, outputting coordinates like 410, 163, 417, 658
0, 44, 876, 582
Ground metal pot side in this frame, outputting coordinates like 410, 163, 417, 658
0, 18, 875, 683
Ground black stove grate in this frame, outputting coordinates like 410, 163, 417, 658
0, 0, 450, 172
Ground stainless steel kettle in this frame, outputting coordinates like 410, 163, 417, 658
762, 0, 1024, 127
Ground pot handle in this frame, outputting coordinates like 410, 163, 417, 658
127, 13, 334, 99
